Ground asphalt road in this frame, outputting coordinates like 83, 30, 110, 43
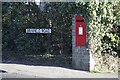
2, 72, 38, 78
0, 63, 118, 78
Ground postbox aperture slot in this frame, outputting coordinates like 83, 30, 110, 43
76, 20, 84, 22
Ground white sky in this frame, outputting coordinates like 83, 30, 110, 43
34, 0, 40, 5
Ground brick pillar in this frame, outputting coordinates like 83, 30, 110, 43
72, 15, 95, 71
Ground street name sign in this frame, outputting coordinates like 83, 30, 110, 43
26, 28, 51, 34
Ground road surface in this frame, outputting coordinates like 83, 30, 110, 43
0, 63, 118, 78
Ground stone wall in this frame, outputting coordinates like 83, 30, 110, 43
92, 52, 118, 72
72, 15, 118, 72
72, 15, 95, 71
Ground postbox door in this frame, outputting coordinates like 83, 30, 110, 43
76, 22, 86, 46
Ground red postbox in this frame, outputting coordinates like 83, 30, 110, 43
75, 15, 86, 46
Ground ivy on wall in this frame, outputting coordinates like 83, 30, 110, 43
88, 0, 120, 72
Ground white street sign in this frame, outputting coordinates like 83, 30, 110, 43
26, 29, 51, 34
